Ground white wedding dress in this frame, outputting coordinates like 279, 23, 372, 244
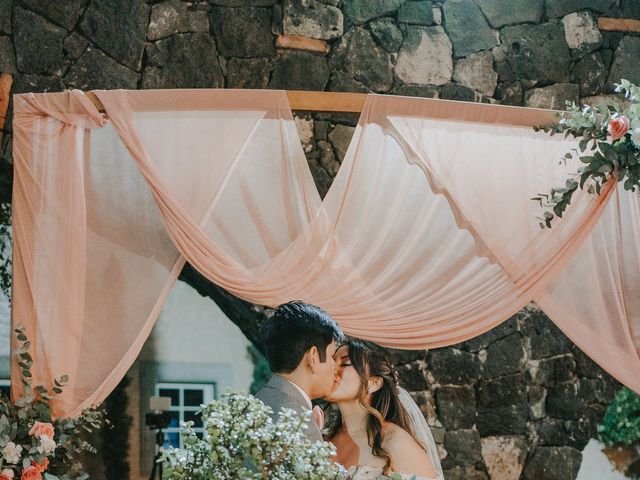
346, 465, 442, 479
344, 388, 445, 480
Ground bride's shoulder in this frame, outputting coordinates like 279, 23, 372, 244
382, 423, 438, 478
382, 422, 415, 446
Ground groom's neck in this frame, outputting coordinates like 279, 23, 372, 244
278, 371, 314, 400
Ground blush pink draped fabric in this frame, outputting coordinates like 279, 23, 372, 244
10, 89, 640, 417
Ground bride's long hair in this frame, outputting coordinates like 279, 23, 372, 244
326, 338, 411, 475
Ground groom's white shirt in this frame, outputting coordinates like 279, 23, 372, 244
286, 379, 312, 409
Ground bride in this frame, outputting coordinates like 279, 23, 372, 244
323, 338, 444, 480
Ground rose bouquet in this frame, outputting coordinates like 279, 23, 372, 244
0, 327, 104, 480
533, 79, 640, 227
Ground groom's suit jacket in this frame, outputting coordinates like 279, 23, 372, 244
255, 374, 323, 442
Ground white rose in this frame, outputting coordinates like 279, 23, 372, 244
39, 435, 56, 455
631, 127, 640, 146
1, 469, 14, 479
1, 442, 22, 464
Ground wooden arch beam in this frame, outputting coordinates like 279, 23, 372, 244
84, 90, 368, 114
598, 17, 640, 32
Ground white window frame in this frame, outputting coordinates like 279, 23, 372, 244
154, 382, 215, 449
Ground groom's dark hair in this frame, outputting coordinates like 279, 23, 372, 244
260, 301, 344, 374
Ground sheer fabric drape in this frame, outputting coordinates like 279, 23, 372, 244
11, 89, 640, 417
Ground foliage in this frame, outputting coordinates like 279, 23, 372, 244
0, 203, 10, 302
0, 327, 105, 479
247, 345, 272, 396
533, 79, 640, 228
162, 391, 346, 480
99, 375, 131, 480
599, 387, 640, 447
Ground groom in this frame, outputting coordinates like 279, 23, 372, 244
256, 301, 344, 442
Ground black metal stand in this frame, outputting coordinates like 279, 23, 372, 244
149, 428, 164, 480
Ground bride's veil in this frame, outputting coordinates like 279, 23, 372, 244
398, 387, 444, 478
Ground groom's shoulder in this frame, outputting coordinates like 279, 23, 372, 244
256, 374, 285, 393
255, 375, 286, 400
255, 376, 303, 411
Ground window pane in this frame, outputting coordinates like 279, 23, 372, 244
158, 389, 179, 406
184, 389, 204, 406
164, 432, 179, 449
185, 410, 203, 428
195, 431, 203, 439
168, 411, 179, 428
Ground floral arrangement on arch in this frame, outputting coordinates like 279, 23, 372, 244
533, 79, 640, 228
0, 327, 104, 480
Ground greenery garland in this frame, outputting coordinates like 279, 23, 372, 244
533, 79, 640, 228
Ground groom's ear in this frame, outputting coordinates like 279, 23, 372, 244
305, 346, 320, 372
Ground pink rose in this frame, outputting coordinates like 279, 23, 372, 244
608, 115, 630, 140
32, 459, 48, 473
20, 466, 41, 480
28, 422, 54, 439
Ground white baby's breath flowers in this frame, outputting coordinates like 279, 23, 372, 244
163, 391, 347, 480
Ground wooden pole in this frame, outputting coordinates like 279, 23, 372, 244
598, 17, 640, 32
0, 73, 13, 130
85, 90, 368, 114
84, 89, 563, 126
285, 90, 366, 112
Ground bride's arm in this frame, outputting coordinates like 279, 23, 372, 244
385, 425, 438, 478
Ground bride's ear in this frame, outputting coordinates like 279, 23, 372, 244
367, 376, 383, 394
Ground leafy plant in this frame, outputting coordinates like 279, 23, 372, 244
247, 345, 272, 396
533, 79, 640, 228
0, 203, 10, 302
599, 387, 640, 447
599, 387, 640, 478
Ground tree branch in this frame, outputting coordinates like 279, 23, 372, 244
178, 263, 270, 355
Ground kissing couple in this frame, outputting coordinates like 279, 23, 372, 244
256, 301, 444, 480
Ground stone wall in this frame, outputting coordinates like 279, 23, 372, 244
1, 1, 638, 479
391, 305, 620, 479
